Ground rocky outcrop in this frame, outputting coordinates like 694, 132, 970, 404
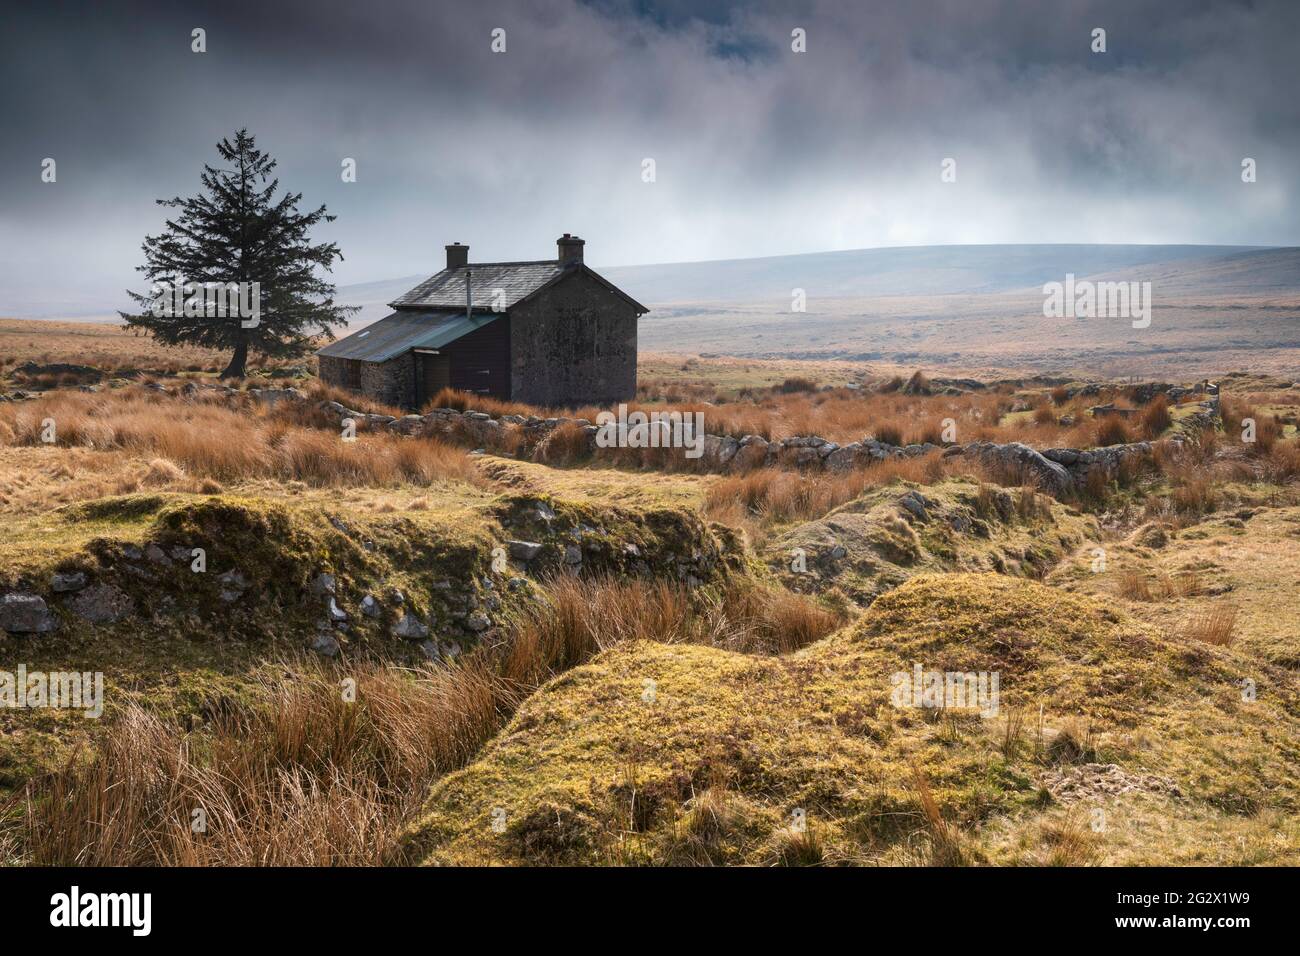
768, 480, 1099, 606
955, 441, 1075, 496
0, 593, 59, 634
1041, 441, 1153, 485
392, 611, 430, 640
67, 583, 134, 624
12, 361, 104, 383
1088, 402, 1137, 419
50, 571, 87, 593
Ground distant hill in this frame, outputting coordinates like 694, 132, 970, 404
615, 246, 1300, 379
598, 244, 1298, 304
1082, 247, 1300, 299
327, 243, 1299, 328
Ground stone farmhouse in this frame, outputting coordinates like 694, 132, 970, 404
317, 235, 646, 409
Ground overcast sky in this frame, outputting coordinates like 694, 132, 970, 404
1, 0, 1297, 316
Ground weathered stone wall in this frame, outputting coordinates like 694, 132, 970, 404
508, 270, 638, 407
102, 382, 1189, 500
361, 353, 415, 409
320, 354, 415, 408
318, 355, 350, 389
0, 465, 743, 660
308, 391, 1166, 500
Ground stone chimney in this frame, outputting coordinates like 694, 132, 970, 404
445, 242, 468, 270
557, 233, 585, 267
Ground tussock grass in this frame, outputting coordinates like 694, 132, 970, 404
1181, 604, 1239, 647
1117, 568, 1155, 601
1039, 812, 1101, 867
1094, 415, 1131, 447
1138, 395, 1173, 439
910, 763, 965, 866
533, 421, 596, 466
19, 665, 473, 866
704, 453, 953, 532
770, 824, 826, 867
1047, 717, 1100, 764
422, 386, 536, 419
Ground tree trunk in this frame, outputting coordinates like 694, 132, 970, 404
220, 339, 248, 379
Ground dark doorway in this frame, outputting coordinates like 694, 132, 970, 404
415, 351, 451, 406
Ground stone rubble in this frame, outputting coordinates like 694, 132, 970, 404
1040, 763, 1183, 802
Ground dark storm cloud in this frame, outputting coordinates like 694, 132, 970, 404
1, 0, 1296, 317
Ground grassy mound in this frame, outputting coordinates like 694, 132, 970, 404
769, 480, 1098, 604
400, 573, 1300, 866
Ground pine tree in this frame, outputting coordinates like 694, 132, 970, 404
122, 129, 355, 378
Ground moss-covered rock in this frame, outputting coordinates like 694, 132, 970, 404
768, 480, 1097, 605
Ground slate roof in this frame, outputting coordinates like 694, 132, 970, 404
317, 310, 500, 363
389, 261, 565, 310
320, 259, 648, 364
389, 261, 648, 314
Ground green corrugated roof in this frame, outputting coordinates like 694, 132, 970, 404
318, 310, 500, 363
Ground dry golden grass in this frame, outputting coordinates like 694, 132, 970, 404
0, 387, 479, 490
1094, 415, 1131, 447
1218, 396, 1286, 456
1120, 568, 1207, 602
0, 318, 232, 374
19, 662, 493, 866
770, 825, 826, 867
303, 380, 403, 418
1056, 506, 1300, 671
1117, 568, 1154, 601
1138, 395, 1173, 439
1264, 440, 1300, 483
424, 378, 1122, 451
533, 421, 597, 465
1046, 717, 1101, 764
1171, 476, 1219, 517
1180, 604, 1239, 646
663, 785, 741, 865
421, 387, 537, 419
910, 763, 964, 866
701, 454, 955, 536
1038, 812, 1102, 867
15, 574, 843, 866
0, 446, 183, 513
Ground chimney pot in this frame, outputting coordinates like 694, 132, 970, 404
557, 233, 585, 267
445, 242, 468, 270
